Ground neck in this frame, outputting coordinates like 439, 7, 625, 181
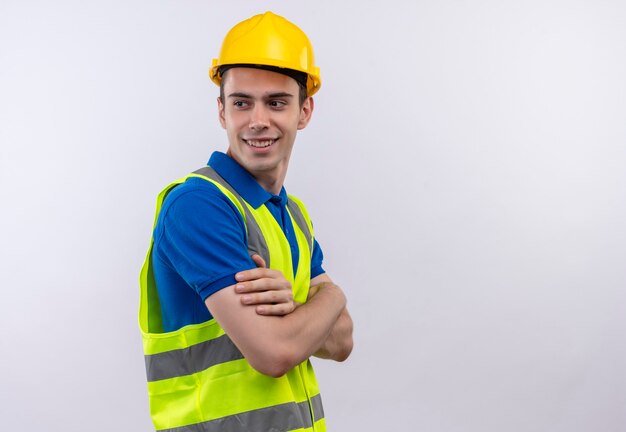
225, 148, 289, 195
253, 168, 287, 195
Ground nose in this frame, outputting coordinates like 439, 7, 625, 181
249, 105, 270, 130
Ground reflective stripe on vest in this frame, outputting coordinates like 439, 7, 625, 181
139, 168, 324, 431
157, 394, 325, 432
145, 333, 243, 382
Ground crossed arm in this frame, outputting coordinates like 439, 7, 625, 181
205, 257, 353, 377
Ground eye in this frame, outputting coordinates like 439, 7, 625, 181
269, 100, 287, 109
233, 100, 250, 109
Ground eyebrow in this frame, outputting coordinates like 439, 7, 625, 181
266, 92, 294, 99
227, 92, 294, 99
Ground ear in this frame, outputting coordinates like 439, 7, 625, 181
217, 97, 226, 129
297, 97, 314, 130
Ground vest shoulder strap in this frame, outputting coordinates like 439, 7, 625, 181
286, 198, 313, 254
193, 166, 271, 266
193, 166, 315, 259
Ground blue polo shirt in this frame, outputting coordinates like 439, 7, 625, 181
152, 151, 325, 332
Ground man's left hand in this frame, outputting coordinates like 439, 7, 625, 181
234, 254, 296, 316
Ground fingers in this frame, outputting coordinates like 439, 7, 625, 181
240, 289, 293, 307
239, 288, 295, 316
255, 302, 296, 316
232, 264, 295, 316
235, 267, 281, 283
250, 254, 267, 269
235, 276, 291, 294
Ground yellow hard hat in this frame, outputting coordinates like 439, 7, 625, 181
209, 11, 321, 96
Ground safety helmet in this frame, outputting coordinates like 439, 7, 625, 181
209, 11, 321, 96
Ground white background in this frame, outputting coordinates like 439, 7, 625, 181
1, 1, 625, 430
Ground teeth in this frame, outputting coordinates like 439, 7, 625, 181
246, 139, 275, 148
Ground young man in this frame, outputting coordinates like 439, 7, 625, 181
139, 12, 353, 432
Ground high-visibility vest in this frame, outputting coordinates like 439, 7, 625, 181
139, 167, 325, 431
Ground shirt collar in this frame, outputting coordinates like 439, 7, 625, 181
208, 151, 288, 209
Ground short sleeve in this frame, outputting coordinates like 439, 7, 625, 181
310, 237, 325, 279
153, 178, 256, 300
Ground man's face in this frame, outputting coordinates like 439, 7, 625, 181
218, 68, 313, 187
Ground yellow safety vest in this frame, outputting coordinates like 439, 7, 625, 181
139, 167, 325, 431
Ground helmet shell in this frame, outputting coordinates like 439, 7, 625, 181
210, 11, 321, 96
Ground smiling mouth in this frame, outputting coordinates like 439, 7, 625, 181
244, 139, 276, 148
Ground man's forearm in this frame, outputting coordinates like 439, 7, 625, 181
305, 275, 354, 362
207, 279, 346, 377
313, 307, 353, 361
276, 282, 347, 364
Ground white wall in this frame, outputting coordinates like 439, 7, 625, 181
1, 1, 625, 430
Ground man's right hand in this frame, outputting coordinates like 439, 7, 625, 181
234, 254, 296, 316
